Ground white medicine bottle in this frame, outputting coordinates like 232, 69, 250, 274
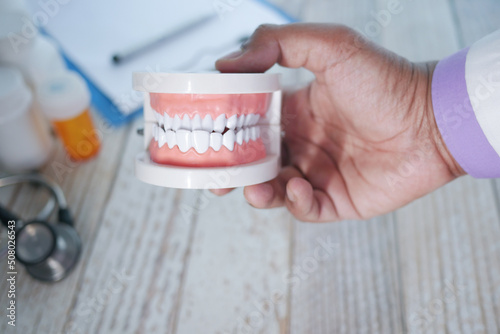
0, 66, 54, 171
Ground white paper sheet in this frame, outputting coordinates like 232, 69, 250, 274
25, 0, 291, 115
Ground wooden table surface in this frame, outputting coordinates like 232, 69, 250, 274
1, 0, 500, 333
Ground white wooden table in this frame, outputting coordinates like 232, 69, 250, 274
1, 0, 500, 333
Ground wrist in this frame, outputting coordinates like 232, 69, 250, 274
424, 61, 466, 177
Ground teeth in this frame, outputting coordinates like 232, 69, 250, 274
192, 130, 209, 154
164, 113, 173, 129
158, 128, 167, 148
214, 114, 226, 133
166, 130, 176, 149
244, 114, 252, 127
176, 129, 191, 152
226, 114, 237, 129
237, 115, 245, 129
223, 130, 235, 151
155, 112, 164, 127
152, 124, 158, 141
244, 128, 250, 143
181, 114, 191, 130
201, 115, 213, 132
172, 115, 182, 131
192, 114, 202, 131
210, 133, 222, 151
236, 129, 243, 145
250, 127, 257, 141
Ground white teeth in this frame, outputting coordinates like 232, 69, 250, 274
192, 114, 202, 131
158, 128, 167, 148
244, 128, 250, 143
176, 129, 191, 152
192, 130, 209, 154
223, 130, 235, 151
214, 114, 226, 133
210, 133, 222, 151
181, 114, 191, 130
201, 115, 213, 132
226, 114, 237, 129
154, 112, 164, 127
152, 124, 158, 141
236, 129, 243, 145
164, 113, 173, 129
237, 115, 245, 129
250, 127, 257, 141
166, 130, 176, 149
172, 115, 182, 131
244, 114, 252, 127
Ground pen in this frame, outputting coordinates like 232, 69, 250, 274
112, 13, 217, 65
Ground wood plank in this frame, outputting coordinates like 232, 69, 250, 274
175, 190, 293, 334
0, 111, 130, 334
60, 119, 200, 334
290, 217, 405, 334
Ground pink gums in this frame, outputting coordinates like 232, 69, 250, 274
150, 93, 271, 119
149, 138, 267, 167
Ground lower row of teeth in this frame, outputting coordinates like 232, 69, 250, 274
151, 124, 261, 153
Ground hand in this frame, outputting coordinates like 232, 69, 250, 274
213, 23, 464, 222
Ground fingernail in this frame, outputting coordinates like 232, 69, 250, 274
287, 188, 296, 202
218, 50, 244, 61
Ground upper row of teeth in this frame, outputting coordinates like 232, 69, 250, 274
152, 111, 261, 132
151, 123, 261, 153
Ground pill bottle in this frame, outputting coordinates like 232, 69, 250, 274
0, 66, 54, 171
0, 12, 66, 87
36, 71, 101, 161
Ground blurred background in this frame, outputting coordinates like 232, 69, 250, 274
0, 0, 499, 333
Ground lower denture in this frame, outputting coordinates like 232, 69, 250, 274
149, 93, 270, 167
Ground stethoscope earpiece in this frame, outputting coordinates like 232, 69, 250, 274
0, 174, 81, 282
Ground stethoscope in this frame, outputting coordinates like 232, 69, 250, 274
0, 174, 82, 282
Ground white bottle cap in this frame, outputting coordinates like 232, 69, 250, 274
0, 66, 32, 122
36, 71, 91, 121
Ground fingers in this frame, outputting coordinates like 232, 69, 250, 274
284, 177, 339, 222
216, 23, 363, 75
243, 165, 303, 208
210, 188, 234, 196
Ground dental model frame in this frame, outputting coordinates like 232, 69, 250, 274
133, 73, 281, 189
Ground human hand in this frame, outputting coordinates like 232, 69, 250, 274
213, 23, 464, 222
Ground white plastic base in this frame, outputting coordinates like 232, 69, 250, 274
135, 152, 280, 189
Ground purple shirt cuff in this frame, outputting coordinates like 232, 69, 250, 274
432, 47, 500, 178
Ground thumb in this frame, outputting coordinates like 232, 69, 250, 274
215, 23, 364, 75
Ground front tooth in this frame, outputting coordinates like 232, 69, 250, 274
164, 113, 173, 129
181, 114, 191, 130
250, 127, 257, 141
210, 133, 222, 151
222, 130, 235, 151
201, 115, 213, 132
236, 129, 243, 145
192, 130, 209, 154
244, 114, 252, 127
176, 130, 192, 152
237, 115, 245, 128
244, 128, 250, 143
158, 128, 167, 148
172, 115, 182, 131
192, 114, 202, 130
226, 114, 237, 129
214, 114, 226, 132
166, 130, 176, 149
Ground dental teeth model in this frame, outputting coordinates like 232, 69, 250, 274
133, 73, 281, 189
